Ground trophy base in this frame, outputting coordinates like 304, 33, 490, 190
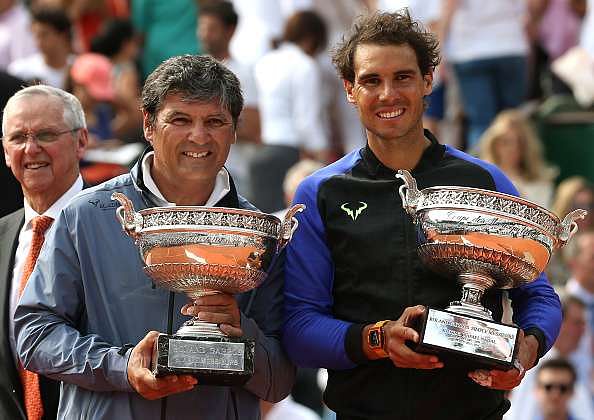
152, 333, 255, 386
408, 306, 520, 371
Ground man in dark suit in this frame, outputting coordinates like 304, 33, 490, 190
0, 85, 88, 419
0, 71, 26, 218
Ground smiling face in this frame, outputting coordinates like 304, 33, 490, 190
3, 95, 87, 211
143, 93, 235, 204
344, 43, 432, 149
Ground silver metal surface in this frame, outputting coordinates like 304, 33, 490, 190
167, 339, 245, 371
423, 309, 518, 362
396, 169, 587, 320
112, 192, 305, 335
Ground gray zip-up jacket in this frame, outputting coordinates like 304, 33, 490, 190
14, 161, 295, 419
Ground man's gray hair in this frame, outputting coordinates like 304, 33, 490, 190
2, 85, 86, 134
141, 54, 244, 127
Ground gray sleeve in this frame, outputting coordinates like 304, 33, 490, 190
240, 251, 296, 402
14, 210, 133, 392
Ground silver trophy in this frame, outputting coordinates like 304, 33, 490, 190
395, 170, 587, 370
112, 192, 304, 385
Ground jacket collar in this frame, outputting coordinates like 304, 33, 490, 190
361, 129, 445, 178
131, 146, 241, 209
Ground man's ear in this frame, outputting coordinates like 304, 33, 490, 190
344, 79, 356, 104
423, 72, 434, 96
3, 144, 10, 168
142, 110, 154, 144
76, 128, 89, 160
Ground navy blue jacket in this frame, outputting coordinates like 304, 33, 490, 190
282, 132, 562, 420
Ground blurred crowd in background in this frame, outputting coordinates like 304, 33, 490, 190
1, 0, 594, 419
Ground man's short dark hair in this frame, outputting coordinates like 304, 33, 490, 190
31, 7, 72, 40
141, 54, 244, 127
200, 0, 238, 28
90, 19, 135, 58
537, 358, 577, 385
332, 10, 440, 82
283, 10, 327, 54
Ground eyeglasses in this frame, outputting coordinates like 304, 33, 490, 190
539, 382, 573, 394
2, 127, 81, 145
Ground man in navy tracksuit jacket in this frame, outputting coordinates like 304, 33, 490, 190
281, 10, 562, 420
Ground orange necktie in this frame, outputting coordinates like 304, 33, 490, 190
18, 215, 53, 420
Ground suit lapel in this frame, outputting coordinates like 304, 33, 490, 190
0, 209, 26, 414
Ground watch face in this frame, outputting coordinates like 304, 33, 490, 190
369, 330, 381, 347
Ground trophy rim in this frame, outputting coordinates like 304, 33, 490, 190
136, 205, 282, 222
419, 185, 560, 223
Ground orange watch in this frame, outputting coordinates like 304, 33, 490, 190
367, 320, 390, 358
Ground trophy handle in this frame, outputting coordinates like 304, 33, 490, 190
395, 169, 421, 216
111, 192, 143, 240
557, 209, 588, 247
278, 204, 306, 250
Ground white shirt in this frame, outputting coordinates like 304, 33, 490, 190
223, 56, 258, 108
0, 3, 38, 70
9, 175, 84, 361
581, 0, 594, 56
264, 396, 320, 420
254, 43, 328, 151
229, 0, 284, 66
141, 151, 230, 207
8, 53, 74, 89
446, 0, 528, 63
377, 0, 441, 23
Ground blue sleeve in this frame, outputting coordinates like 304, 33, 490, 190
449, 147, 563, 353
282, 176, 356, 369
509, 273, 561, 353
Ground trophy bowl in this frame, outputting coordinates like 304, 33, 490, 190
395, 170, 586, 370
112, 192, 304, 384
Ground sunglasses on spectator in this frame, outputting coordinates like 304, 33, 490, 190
539, 382, 573, 394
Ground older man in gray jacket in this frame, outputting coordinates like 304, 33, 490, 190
14, 55, 295, 419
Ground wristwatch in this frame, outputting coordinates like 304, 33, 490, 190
367, 320, 390, 358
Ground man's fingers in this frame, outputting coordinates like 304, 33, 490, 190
401, 305, 425, 320
138, 331, 160, 349
196, 311, 239, 326
219, 324, 243, 337
389, 324, 419, 343
194, 294, 235, 306
391, 346, 442, 369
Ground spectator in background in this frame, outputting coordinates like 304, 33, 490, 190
67, 52, 116, 144
0, 0, 38, 70
534, 359, 580, 420
506, 296, 594, 420
442, 0, 531, 149
547, 177, 594, 286
478, 110, 557, 209
552, 177, 594, 232
8, 7, 74, 89
0, 84, 89, 420
198, 0, 260, 199
0, 71, 25, 218
251, 10, 329, 212
131, 0, 200, 79
90, 18, 142, 141
273, 159, 324, 219
565, 232, 594, 332
525, 0, 584, 99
